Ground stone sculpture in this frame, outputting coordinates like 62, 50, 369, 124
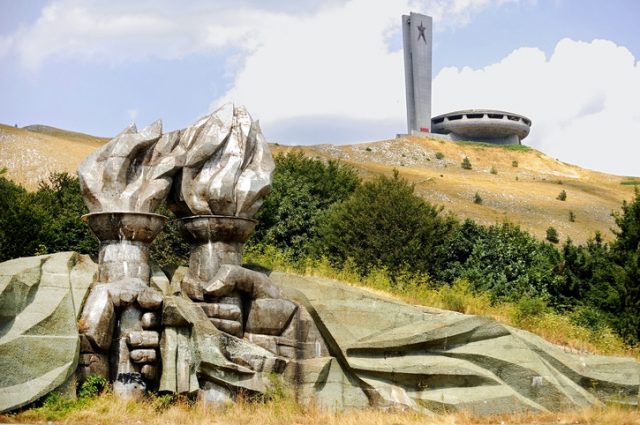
0, 103, 638, 415
0, 252, 95, 412
76, 119, 183, 398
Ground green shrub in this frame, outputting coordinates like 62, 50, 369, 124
609, 188, 640, 343
490, 166, 498, 175
263, 373, 294, 403
251, 151, 360, 259
473, 192, 483, 204
512, 160, 518, 168
37, 392, 79, 421
150, 205, 190, 271
620, 180, 640, 186
78, 374, 108, 399
511, 295, 548, 325
33, 374, 107, 421
316, 170, 456, 278
441, 222, 562, 301
557, 190, 567, 201
461, 156, 472, 170
438, 279, 475, 313
546, 226, 559, 243
570, 306, 610, 333
435, 152, 445, 160
149, 393, 179, 411
569, 211, 576, 222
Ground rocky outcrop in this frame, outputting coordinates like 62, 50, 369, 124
0, 252, 96, 412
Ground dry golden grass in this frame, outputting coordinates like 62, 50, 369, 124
272, 136, 637, 244
2, 393, 639, 425
0, 124, 107, 190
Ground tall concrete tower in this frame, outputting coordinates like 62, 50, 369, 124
402, 12, 433, 135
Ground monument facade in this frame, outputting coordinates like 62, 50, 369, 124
401, 12, 532, 145
402, 12, 433, 135
431, 109, 532, 145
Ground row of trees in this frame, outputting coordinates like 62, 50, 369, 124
1, 154, 639, 343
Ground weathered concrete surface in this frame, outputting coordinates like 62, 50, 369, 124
403, 12, 433, 136
169, 104, 274, 219
2, 254, 637, 415
245, 298, 298, 336
77, 120, 184, 213
159, 294, 287, 397
271, 272, 640, 414
431, 109, 532, 145
0, 252, 96, 412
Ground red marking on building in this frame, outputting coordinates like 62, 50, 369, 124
420, 127, 429, 132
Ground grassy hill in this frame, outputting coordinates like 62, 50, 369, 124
272, 136, 638, 244
0, 124, 108, 190
1, 122, 637, 243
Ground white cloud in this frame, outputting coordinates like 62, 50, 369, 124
6, 0, 636, 176
212, 0, 518, 129
432, 39, 640, 176
0, 35, 14, 59
4, 0, 512, 69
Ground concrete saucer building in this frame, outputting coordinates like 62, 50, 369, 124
402, 13, 532, 145
431, 109, 532, 145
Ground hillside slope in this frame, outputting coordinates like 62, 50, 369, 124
272, 136, 638, 244
1, 123, 636, 244
0, 124, 107, 189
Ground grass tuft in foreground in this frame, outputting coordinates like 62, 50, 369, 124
3, 391, 640, 425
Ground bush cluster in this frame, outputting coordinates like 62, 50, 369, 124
0, 172, 97, 262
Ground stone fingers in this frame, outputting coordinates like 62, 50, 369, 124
141, 311, 160, 329
127, 330, 159, 348
198, 302, 242, 321
197, 299, 244, 337
127, 329, 160, 381
204, 264, 281, 299
136, 287, 163, 310
209, 318, 242, 336
107, 282, 164, 310
79, 285, 115, 351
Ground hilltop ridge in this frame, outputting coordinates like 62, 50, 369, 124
0, 122, 637, 244
22, 124, 109, 144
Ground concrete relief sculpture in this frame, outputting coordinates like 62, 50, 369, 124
76, 120, 184, 397
0, 103, 638, 415
74, 104, 306, 401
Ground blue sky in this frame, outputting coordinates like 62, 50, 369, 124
1, 0, 639, 175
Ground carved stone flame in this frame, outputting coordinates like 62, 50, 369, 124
169, 103, 274, 219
